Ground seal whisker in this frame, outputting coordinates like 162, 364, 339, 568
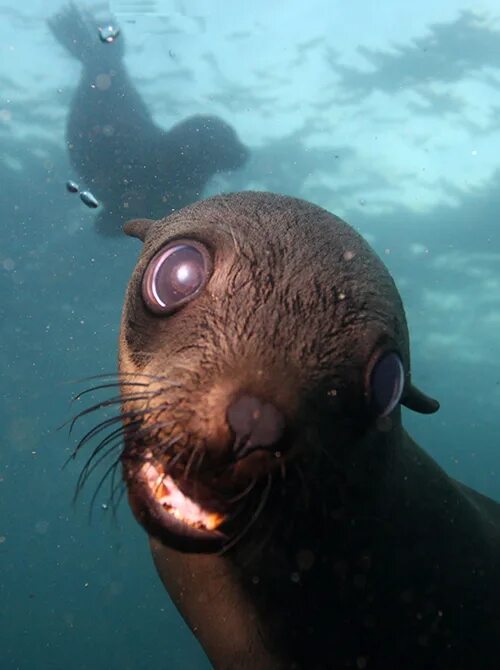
238, 497, 283, 570
226, 477, 258, 504
192, 445, 207, 478
67, 393, 161, 434
219, 473, 273, 556
88, 455, 124, 521
124, 350, 156, 360
71, 400, 174, 447
71, 423, 129, 474
68, 406, 176, 506
69, 410, 143, 457
224, 218, 242, 257
114, 418, 177, 454
110, 479, 127, 521
69, 371, 175, 383
72, 381, 152, 402
69, 420, 130, 461
73, 419, 145, 499
160, 434, 187, 463
75, 442, 124, 503
183, 443, 205, 481
109, 453, 127, 510
140, 420, 178, 441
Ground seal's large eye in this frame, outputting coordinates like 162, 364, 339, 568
369, 351, 404, 417
142, 241, 211, 314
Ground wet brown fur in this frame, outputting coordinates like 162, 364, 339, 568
119, 192, 500, 670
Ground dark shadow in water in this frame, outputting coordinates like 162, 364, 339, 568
227, 129, 358, 197
335, 11, 500, 107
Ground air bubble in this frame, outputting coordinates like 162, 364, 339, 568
98, 24, 120, 43
80, 191, 100, 209
66, 180, 79, 193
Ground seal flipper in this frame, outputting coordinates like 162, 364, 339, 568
48, 2, 124, 66
124, 219, 154, 241
402, 382, 440, 414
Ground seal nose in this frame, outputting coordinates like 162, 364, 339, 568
227, 394, 285, 459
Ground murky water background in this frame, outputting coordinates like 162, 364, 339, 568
1, 1, 499, 668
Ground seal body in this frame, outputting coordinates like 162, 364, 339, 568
48, 5, 248, 236
116, 192, 500, 669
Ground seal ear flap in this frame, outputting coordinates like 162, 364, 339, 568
124, 218, 154, 241
402, 383, 440, 414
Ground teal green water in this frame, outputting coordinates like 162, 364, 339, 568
1, 2, 499, 668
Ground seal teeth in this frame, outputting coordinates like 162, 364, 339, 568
140, 462, 224, 532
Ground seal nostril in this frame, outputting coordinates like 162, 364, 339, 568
227, 395, 285, 459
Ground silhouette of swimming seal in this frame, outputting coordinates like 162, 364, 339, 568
48, 4, 248, 236
116, 191, 500, 670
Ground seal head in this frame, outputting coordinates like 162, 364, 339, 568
119, 192, 438, 554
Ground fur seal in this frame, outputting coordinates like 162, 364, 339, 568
48, 4, 248, 236
94, 191, 500, 669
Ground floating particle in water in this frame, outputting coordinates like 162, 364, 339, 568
98, 24, 120, 43
95, 73, 112, 90
102, 124, 115, 137
66, 180, 79, 193
35, 520, 49, 535
80, 190, 100, 209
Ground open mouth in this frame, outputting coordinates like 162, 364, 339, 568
126, 459, 229, 553
141, 462, 225, 531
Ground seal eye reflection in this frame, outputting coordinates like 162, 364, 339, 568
370, 351, 405, 417
142, 241, 211, 314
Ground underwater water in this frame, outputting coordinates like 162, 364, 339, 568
1, 0, 499, 668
